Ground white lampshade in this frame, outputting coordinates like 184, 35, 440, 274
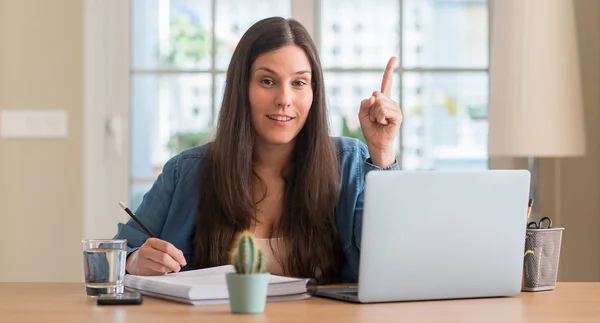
488, 0, 586, 157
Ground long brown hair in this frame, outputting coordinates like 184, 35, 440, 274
193, 17, 341, 283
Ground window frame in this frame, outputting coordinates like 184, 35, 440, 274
83, 0, 498, 239
315, 0, 491, 169
129, 0, 491, 175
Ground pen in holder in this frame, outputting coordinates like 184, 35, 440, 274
522, 217, 564, 292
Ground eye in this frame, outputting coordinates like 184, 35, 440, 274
292, 80, 307, 87
260, 79, 275, 86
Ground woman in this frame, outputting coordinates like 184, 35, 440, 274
115, 16, 401, 283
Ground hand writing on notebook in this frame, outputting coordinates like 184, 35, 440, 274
126, 238, 187, 275
358, 56, 401, 168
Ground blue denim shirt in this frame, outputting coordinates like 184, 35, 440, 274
113, 136, 398, 282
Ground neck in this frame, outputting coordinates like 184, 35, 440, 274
253, 139, 295, 176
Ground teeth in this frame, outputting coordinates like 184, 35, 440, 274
268, 115, 292, 121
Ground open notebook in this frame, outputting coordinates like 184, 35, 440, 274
123, 265, 310, 305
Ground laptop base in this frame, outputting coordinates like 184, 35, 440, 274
314, 287, 360, 303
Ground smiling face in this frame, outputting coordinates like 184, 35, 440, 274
248, 45, 313, 148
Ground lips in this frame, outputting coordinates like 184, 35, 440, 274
267, 115, 295, 122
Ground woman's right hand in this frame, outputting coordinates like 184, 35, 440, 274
126, 238, 187, 275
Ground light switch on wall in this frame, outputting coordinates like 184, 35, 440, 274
0, 110, 68, 139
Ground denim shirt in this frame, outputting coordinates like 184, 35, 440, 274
113, 136, 398, 282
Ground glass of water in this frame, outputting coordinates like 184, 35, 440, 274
81, 239, 127, 296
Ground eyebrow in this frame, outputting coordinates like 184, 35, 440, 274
253, 66, 311, 76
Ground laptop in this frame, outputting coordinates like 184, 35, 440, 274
315, 170, 530, 303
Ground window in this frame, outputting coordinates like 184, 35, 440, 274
129, 0, 291, 209
321, 0, 489, 170
129, 0, 489, 209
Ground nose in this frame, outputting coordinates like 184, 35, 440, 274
275, 85, 292, 108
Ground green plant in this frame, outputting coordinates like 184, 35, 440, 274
341, 116, 366, 144
162, 16, 210, 66
230, 231, 266, 274
167, 132, 212, 156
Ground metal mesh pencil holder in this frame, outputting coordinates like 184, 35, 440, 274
522, 227, 564, 292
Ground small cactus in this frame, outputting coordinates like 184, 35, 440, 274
231, 231, 266, 274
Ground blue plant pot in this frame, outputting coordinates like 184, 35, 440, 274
226, 272, 270, 314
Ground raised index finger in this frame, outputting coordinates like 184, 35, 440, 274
380, 56, 396, 97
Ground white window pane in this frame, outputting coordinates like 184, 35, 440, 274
214, 73, 226, 126
325, 72, 400, 156
215, 0, 291, 70
130, 74, 213, 185
402, 72, 488, 170
403, 0, 488, 68
320, 0, 400, 68
131, 0, 213, 69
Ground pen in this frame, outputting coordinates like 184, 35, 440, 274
527, 198, 534, 219
119, 201, 157, 238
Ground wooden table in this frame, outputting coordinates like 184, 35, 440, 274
1, 283, 599, 323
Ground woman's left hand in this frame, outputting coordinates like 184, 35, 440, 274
358, 56, 403, 168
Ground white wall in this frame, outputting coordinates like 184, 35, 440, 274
0, 0, 84, 282
538, 0, 600, 282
